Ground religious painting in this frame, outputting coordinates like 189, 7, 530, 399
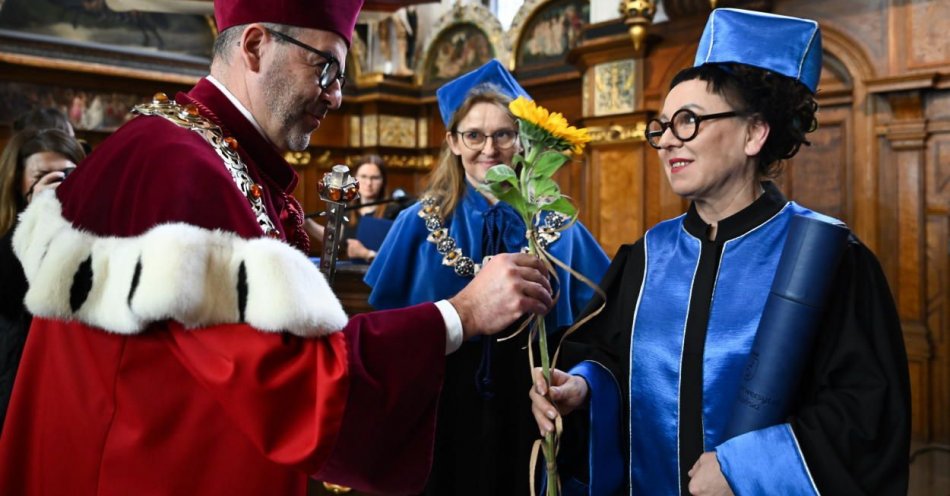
423, 23, 494, 87
516, 0, 588, 69
0, 81, 146, 132
593, 59, 636, 116
0, 0, 214, 62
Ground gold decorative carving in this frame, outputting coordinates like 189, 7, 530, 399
346, 154, 437, 170
415, 2, 507, 85
594, 59, 636, 116
379, 115, 417, 148
349, 115, 361, 147
418, 118, 428, 148
620, 0, 656, 51
348, 30, 368, 81
362, 114, 378, 147
284, 150, 311, 166
586, 122, 646, 144
582, 69, 591, 117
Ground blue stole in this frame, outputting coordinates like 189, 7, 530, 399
580, 202, 831, 495
365, 184, 609, 332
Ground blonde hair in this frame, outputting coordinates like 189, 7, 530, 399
0, 128, 85, 235
426, 84, 516, 217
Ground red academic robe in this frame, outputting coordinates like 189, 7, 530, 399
0, 79, 445, 495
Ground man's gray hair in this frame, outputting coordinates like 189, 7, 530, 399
212, 23, 300, 63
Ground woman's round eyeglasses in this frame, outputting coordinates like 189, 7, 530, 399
266, 28, 346, 91
646, 109, 746, 149
454, 130, 519, 151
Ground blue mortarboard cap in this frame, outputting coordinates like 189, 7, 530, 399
436, 59, 530, 127
694, 8, 822, 93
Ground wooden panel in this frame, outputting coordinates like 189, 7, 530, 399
775, 0, 889, 68
590, 143, 642, 256
907, 351, 930, 440
903, 0, 950, 71
785, 115, 851, 222
308, 113, 346, 147
926, 215, 949, 439
897, 149, 925, 321
925, 129, 950, 440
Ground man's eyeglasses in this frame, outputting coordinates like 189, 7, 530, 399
266, 28, 346, 90
646, 109, 746, 149
454, 129, 519, 151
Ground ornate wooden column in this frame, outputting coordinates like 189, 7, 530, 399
569, 20, 652, 256
867, 73, 947, 441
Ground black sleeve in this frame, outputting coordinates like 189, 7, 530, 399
0, 230, 28, 321
0, 229, 31, 433
791, 239, 911, 495
553, 241, 645, 487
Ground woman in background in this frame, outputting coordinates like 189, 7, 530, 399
366, 60, 609, 495
344, 154, 398, 262
0, 127, 85, 432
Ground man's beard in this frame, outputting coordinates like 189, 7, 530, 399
263, 64, 313, 152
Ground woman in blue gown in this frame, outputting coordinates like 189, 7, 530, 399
366, 59, 610, 495
529, 9, 910, 496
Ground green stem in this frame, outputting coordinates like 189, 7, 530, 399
528, 238, 559, 496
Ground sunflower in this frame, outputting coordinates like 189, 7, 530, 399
509, 96, 591, 155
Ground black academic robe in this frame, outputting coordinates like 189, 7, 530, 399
0, 226, 29, 432
557, 182, 910, 495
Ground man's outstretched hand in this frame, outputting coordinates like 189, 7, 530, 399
448, 253, 553, 340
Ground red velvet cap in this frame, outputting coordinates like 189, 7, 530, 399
215, 0, 365, 46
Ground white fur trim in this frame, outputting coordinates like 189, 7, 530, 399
13, 190, 348, 337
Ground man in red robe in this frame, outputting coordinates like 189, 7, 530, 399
0, 1, 554, 494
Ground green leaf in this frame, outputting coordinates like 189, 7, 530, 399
480, 180, 516, 199
526, 177, 560, 208
495, 185, 531, 217
531, 151, 569, 179
545, 197, 576, 217
529, 177, 560, 197
484, 164, 518, 187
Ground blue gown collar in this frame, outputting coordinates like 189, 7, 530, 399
459, 183, 525, 256
684, 181, 788, 241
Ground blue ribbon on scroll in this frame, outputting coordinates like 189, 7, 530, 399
724, 214, 850, 439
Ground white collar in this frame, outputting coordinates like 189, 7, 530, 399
205, 76, 272, 145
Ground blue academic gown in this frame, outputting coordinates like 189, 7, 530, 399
366, 184, 608, 329
556, 182, 909, 495
366, 184, 609, 495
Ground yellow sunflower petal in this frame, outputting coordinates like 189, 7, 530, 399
510, 97, 591, 154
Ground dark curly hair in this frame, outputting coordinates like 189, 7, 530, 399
670, 63, 818, 178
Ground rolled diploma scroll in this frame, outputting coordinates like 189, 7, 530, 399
724, 215, 850, 439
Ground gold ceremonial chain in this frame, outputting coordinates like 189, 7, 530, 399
418, 195, 568, 277
132, 93, 280, 238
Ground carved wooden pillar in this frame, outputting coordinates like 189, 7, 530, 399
569, 23, 651, 256
868, 75, 944, 441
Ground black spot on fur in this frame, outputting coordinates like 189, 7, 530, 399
70, 256, 93, 312
237, 262, 247, 322
127, 258, 142, 306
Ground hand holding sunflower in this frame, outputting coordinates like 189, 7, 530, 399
481, 96, 592, 496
